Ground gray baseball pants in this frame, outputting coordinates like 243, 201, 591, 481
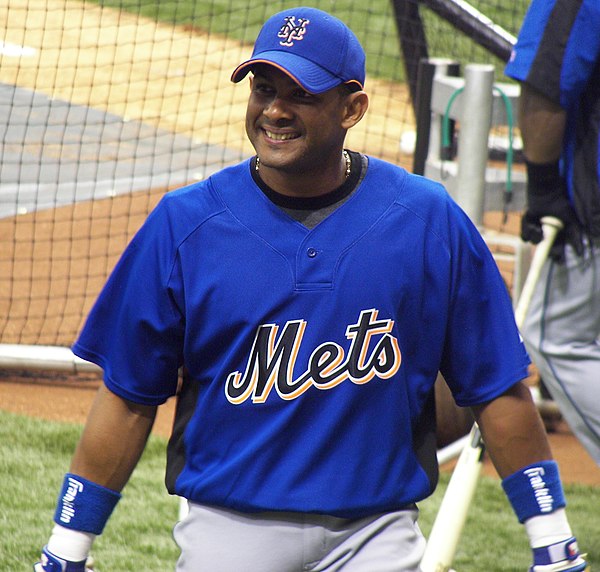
174, 502, 425, 571
521, 240, 600, 465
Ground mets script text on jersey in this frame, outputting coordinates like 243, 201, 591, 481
225, 309, 401, 404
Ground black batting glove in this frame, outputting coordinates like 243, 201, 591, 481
522, 160, 584, 263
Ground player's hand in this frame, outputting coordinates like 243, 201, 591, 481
529, 537, 588, 571
521, 206, 583, 264
33, 546, 93, 572
522, 163, 584, 263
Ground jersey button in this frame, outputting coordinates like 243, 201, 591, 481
306, 247, 318, 258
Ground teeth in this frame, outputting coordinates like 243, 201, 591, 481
265, 130, 297, 141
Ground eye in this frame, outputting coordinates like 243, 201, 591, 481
292, 88, 316, 102
252, 79, 275, 96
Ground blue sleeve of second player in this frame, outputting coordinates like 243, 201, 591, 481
506, 0, 600, 109
504, 0, 557, 83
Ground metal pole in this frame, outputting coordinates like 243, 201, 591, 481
454, 63, 495, 227
418, 0, 515, 62
391, 0, 429, 114
413, 58, 460, 175
0, 344, 100, 373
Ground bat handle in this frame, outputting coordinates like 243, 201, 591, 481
420, 424, 484, 572
514, 216, 563, 329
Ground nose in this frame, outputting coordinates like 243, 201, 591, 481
263, 95, 293, 121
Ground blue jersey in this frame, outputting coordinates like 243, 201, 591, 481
73, 157, 529, 517
505, 0, 600, 235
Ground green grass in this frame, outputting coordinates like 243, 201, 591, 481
0, 411, 179, 571
2, 408, 598, 571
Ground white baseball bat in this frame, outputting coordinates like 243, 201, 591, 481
514, 216, 564, 328
419, 216, 564, 572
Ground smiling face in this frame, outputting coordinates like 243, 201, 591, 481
245, 64, 368, 197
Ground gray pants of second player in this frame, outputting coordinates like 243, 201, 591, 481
521, 241, 600, 465
174, 503, 425, 571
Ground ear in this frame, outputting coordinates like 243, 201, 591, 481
341, 91, 369, 129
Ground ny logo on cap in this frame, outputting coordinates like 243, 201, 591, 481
278, 16, 310, 47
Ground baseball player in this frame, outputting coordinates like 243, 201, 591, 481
35, 7, 587, 571
505, 0, 600, 467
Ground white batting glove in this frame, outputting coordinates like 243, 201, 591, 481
529, 537, 588, 572
33, 546, 94, 572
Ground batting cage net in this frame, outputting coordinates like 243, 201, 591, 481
1, 0, 528, 347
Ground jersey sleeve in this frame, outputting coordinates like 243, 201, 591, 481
505, 0, 600, 109
438, 201, 530, 407
72, 198, 185, 405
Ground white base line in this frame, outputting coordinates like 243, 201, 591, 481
0, 41, 37, 58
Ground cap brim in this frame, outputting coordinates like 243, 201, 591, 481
231, 51, 355, 94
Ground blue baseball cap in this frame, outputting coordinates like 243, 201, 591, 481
231, 7, 366, 94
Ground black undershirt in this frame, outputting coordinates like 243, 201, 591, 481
250, 150, 365, 229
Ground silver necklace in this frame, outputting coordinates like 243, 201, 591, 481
255, 150, 352, 179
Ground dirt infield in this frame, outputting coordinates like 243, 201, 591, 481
1, 370, 598, 486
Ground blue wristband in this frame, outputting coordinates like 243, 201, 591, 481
53, 473, 121, 535
501, 460, 566, 523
